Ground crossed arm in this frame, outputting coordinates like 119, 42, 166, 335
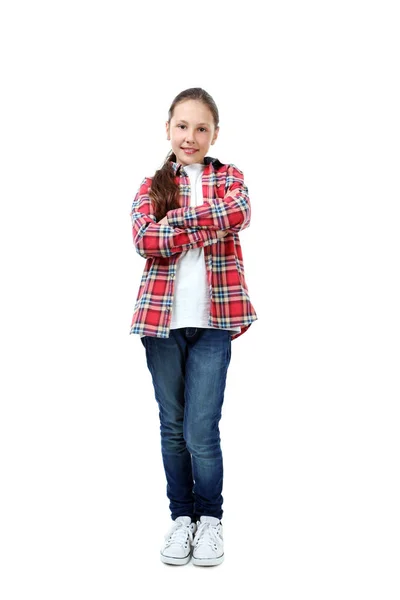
165, 164, 251, 234
130, 165, 250, 259
130, 177, 221, 259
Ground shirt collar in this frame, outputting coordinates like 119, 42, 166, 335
169, 155, 224, 175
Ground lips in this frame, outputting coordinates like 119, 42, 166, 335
182, 148, 198, 154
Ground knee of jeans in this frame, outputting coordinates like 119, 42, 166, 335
160, 424, 186, 452
184, 426, 221, 458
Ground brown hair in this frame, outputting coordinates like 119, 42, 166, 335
149, 87, 219, 222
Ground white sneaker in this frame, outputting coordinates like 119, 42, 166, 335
192, 516, 224, 566
160, 516, 196, 565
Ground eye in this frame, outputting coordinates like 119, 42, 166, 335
177, 124, 207, 132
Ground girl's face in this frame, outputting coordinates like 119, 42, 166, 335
166, 99, 219, 166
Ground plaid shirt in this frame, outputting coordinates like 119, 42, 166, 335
129, 156, 258, 341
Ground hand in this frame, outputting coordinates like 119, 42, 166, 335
217, 230, 229, 239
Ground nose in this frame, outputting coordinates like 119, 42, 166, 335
184, 130, 195, 143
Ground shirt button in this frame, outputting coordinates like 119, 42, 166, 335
170, 274, 175, 279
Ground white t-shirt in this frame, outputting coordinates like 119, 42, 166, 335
140, 162, 241, 338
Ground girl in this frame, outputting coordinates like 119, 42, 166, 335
129, 87, 257, 566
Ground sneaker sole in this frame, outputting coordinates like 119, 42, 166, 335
192, 553, 224, 567
160, 551, 191, 566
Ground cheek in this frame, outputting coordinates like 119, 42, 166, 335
171, 133, 183, 145
172, 129, 184, 139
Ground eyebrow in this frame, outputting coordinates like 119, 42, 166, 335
177, 119, 211, 127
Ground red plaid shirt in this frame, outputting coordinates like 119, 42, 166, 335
129, 156, 258, 341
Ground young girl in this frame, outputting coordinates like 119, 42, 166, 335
129, 87, 257, 566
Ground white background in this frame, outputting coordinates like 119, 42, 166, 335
1, 1, 399, 598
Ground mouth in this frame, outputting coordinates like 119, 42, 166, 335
181, 148, 198, 154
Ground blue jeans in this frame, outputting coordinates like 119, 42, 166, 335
141, 327, 232, 521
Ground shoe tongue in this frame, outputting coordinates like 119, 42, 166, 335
200, 516, 220, 526
175, 516, 192, 526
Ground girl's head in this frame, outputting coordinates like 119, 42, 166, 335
149, 88, 220, 221
165, 88, 220, 166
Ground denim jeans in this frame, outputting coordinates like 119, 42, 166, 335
140, 327, 232, 521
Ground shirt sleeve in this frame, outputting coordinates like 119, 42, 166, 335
166, 164, 251, 234
130, 177, 220, 259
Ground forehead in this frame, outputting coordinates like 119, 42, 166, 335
172, 99, 214, 126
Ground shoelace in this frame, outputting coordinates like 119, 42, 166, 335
164, 521, 194, 548
193, 522, 222, 550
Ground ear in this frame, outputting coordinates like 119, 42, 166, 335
165, 121, 170, 140
211, 126, 220, 145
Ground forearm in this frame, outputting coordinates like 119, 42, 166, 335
132, 219, 220, 259
166, 198, 249, 233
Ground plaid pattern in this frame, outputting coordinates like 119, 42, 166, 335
129, 156, 258, 340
